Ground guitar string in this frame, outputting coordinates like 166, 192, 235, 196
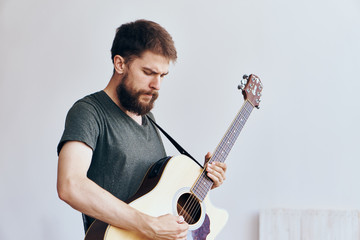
179, 171, 209, 222
182, 113, 242, 222
178, 101, 254, 224
194, 101, 252, 199
183, 126, 226, 219
194, 102, 252, 203
179, 101, 253, 223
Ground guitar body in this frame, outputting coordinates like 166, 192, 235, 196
85, 155, 228, 240
85, 74, 263, 240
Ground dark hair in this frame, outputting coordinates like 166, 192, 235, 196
111, 19, 177, 64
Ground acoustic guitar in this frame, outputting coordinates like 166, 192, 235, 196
84, 74, 263, 240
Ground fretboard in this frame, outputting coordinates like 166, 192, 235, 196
191, 100, 254, 201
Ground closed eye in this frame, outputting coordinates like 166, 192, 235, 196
143, 70, 153, 75
143, 68, 169, 78
160, 72, 169, 78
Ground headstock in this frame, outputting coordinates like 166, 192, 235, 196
238, 74, 263, 109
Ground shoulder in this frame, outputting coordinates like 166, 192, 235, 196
73, 91, 104, 110
68, 91, 107, 118
58, 92, 105, 155
62, 92, 110, 134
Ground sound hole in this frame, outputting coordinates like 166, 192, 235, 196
176, 193, 202, 225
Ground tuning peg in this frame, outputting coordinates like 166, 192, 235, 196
238, 78, 248, 90
243, 74, 249, 80
255, 98, 261, 109
238, 83, 245, 90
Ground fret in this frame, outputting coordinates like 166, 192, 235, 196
191, 100, 255, 201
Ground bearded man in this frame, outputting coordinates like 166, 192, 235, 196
57, 19, 226, 240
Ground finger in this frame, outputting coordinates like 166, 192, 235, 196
204, 152, 212, 164
176, 230, 188, 239
207, 173, 222, 188
177, 216, 185, 224
177, 216, 189, 230
207, 168, 223, 186
207, 163, 226, 187
176, 219, 189, 239
207, 162, 226, 178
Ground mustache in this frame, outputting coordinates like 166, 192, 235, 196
140, 90, 159, 97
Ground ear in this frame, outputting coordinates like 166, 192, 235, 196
113, 55, 125, 74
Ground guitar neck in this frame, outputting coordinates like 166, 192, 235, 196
191, 100, 255, 201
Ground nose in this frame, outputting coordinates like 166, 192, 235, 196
150, 75, 161, 90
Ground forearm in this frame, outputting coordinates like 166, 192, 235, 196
58, 174, 153, 235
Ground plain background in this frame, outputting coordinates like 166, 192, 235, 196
1, 0, 359, 239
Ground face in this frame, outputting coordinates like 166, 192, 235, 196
116, 51, 170, 115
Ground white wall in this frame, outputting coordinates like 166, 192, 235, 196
1, 0, 359, 239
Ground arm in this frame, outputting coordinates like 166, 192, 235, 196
57, 141, 188, 240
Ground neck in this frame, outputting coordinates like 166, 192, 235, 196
104, 76, 143, 125
191, 100, 254, 201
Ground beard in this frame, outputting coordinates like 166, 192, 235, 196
116, 73, 159, 116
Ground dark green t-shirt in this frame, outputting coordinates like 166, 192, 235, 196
57, 90, 166, 230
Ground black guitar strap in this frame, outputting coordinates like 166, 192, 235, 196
146, 115, 203, 168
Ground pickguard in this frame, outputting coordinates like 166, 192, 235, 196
188, 214, 211, 240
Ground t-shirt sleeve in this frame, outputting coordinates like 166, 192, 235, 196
57, 101, 100, 155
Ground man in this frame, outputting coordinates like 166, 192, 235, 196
57, 19, 226, 240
